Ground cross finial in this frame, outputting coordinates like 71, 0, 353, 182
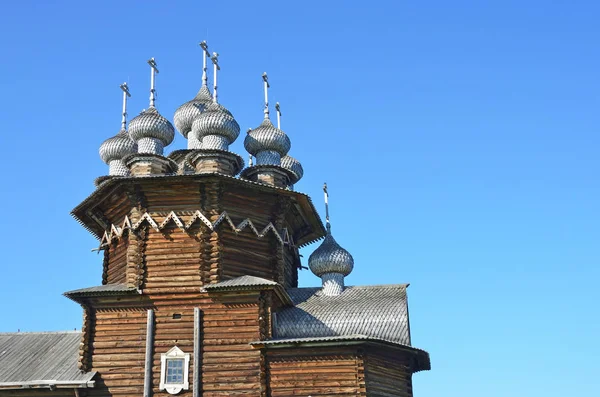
211, 52, 220, 103
262, 72, 270, 119
275, 102, 281, 129
147, 58, 159, 107
119, 82, 131, 130
323, 183, 330, 232
199, 41, 209, 87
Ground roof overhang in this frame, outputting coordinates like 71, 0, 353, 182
203, 276, 293, 306
71, 173, 325, 248
249, 335, 431, 372
63, 284, 140, 304
0, 378, 96, 390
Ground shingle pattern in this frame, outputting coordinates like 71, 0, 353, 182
204, 275, 279, 290
274, 285, 411, 345
0, 332, 95, 386
64, 283, 138, 296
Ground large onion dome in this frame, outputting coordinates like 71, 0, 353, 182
174, 85, 212, 146
99, 129, 137, 176
244, 118, 291, 165
191, 102, 240, 151
281, 155, 303, 184
308, 230, 354, 278
128, 107, 175, 155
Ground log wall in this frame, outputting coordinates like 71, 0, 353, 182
106, 237, 128, 285
266, 347, 366, 396
364, 347, 414, 397
81, 291, 265, 397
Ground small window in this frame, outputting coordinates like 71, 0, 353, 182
160, 346, 190, 394
166, 358, 184, 383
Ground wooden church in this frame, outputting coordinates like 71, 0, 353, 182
0, 43, 430, 397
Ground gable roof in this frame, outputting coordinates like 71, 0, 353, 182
0, 332, 95, 389
274, 284, 411, 345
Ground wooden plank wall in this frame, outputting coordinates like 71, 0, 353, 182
266, 348, 365, 396
364, 348, 413, 397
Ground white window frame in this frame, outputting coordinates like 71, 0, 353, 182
159, 346, 190, 395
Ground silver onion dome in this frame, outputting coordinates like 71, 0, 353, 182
281, 155, 303, 184
191, 102, 240, 151
173, 85, 212, 140
244, 118, 291, 165
99, 129, 137, 163
128, 107, 175, 155
308, 231, 354, 278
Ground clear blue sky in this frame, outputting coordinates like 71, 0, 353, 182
0, 0, 598, 395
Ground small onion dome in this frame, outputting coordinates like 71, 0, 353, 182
281, 155, 303, 184
244, 118, 291, 165
308, 230, 354, 278
191, 102, 240, 151
128, 107, 175, 154
99, 128, 137, 164
173, 85, 212, 138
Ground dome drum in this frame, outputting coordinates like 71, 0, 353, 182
137, 137, 165, 155
321, 273, 345, 296
240, 164, 295, 188
201, 135, 230, 151
123, 153, 178, 177
188, 134, 203, 150
255, 150, 281, 165
108, 160, 129, 177
188, 150, 244, 176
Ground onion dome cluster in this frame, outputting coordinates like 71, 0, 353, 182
191, 102, 240, 151
281, 155, 304, 185
173, 85, 212, 148
244, 118, 291, 165
99, 129, 137, 176
128, 107, 175, 155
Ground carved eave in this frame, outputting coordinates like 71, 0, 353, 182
71, 173, 326, 247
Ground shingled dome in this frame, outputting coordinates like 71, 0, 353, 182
309, 231, 354, 278
99, 128, 137, 175
281, 155, 303, 184
244, 118, 291, 165
128, 107, 175, 155
174, 84, 212, 142
191, 102, 240, 151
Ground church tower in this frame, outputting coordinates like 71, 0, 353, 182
65, 43, 430, 397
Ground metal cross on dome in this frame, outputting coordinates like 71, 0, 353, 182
147, 57, 159, 108
199, 41, 210, 87
119, 82, 131, 130
210, 52, 220, 103
262, 72, 270, 119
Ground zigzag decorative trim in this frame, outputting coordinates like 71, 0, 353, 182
99, 210, 295, 250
